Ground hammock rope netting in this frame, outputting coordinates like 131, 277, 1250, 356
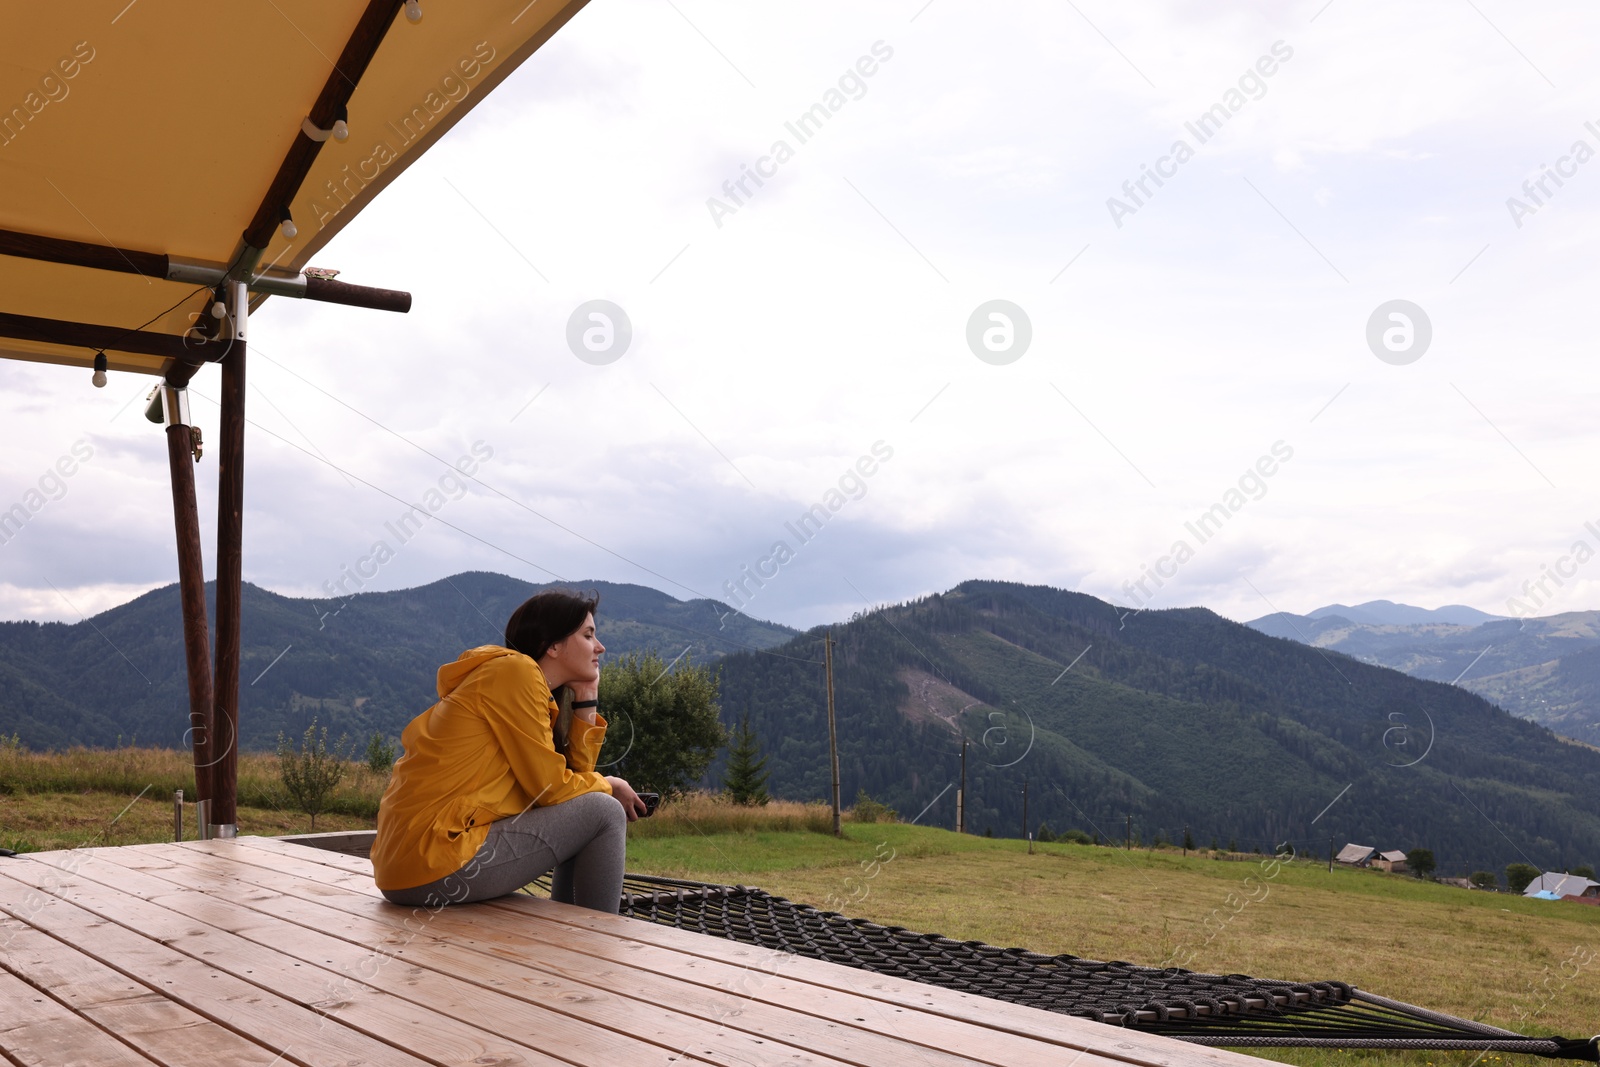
526, 873, 1598, 1061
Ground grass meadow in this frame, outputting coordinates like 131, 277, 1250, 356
3, 744, 1597, 1067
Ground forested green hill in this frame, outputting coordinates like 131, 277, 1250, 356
714, 581, 1600, 877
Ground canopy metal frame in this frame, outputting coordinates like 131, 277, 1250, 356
0, 0, 414, 837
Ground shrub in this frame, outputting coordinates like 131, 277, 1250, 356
1469, 870, 1498, 889
848, 790, 896, 823
364, 732, 396, 775
598, 652, 725, 795
1062, 829, 1094, 845
277, 721, 351, 831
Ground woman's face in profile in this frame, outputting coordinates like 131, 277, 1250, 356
547, 612, 605, 684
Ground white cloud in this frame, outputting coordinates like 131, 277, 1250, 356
4, 0, 1599, 631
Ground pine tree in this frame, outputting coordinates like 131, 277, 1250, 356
722, 713, 770, 806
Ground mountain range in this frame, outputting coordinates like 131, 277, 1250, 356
1248, 603, 1600, 747
1, 576, 1597, 875
0, 573, 794, 753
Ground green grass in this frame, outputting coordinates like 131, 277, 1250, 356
624, 825, 1600, 1067
0, 742, 386, 850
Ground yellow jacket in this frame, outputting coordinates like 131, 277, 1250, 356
371, 646, 612, 891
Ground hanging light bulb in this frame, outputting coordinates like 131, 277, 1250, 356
92, 351, 107, 389
404, 0, 422, 23
332, 106, 350, 142
279, 206, 298, 240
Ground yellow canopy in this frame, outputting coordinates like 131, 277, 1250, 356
0, 0, 588, 378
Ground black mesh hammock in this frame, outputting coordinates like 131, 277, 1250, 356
527, 873, 1599, 1061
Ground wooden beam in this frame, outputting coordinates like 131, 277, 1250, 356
302, 274, 411, 313
0, 226, 168, 278
0, 310, 220, 362
165, 421, 216, 807
241, 0, 404, 249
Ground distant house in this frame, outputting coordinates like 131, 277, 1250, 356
1524, 873, 1600, 899
1438, 877, 1473, 890
1336, 843, 1376, 867
1373, 850, 1409, 874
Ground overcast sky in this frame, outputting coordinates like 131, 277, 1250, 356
5, 0, 1600, 632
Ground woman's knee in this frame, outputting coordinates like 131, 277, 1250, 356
571, 788, 626, 830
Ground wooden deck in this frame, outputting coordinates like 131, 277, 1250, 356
0, 837, 1269, 1067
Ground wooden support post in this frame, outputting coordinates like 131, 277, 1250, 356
825, 631, 840, 837
164, 412, 215, 805
957, 738, 967, 834
211, 285, 247, 834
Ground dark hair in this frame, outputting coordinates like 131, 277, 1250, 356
504, 590, 600, 660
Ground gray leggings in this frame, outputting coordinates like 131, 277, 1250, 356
381, 790, 626, 913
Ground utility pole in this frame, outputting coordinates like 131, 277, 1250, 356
956, 738, 967, 834
1022, 777, 1029, 852
1125, 814, 1132, 851
825, 630, 840, 837
1327, 835, 1335, 873
1183, 825, 1189, 858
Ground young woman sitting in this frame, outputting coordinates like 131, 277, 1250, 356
371, 590, 646, 912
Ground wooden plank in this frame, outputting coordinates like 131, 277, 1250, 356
0, 917, 281, 1066
4, 863, 569, 1067
0, 864, 439, 1067
239, 836, 1262, 1067
0, 969, 161, 1067
106, 847, 1001, 1067
2, 856, 599, 1067
30, 849, 741, 1067
204, 841, 1116, 1067
102, 844, 969, 1067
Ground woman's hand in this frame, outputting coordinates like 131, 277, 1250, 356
606, 776, 647, 821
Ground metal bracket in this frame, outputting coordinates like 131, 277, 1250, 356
145, 383, 192, 427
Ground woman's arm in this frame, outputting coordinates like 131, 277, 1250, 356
478, 657, 611, 806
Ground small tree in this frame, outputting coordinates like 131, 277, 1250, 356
1469, 870, 1498, 890
364, 731, 396, 774
1573, 864, 1596, 880
1036, 822, 1056, 843
1405, 848, 1436, 879
1506, 863, 1540, 894
1182, 828, 1196, 853
722, 713, 770, 806
598, 651, 726, 795
277, 720, 350, 831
